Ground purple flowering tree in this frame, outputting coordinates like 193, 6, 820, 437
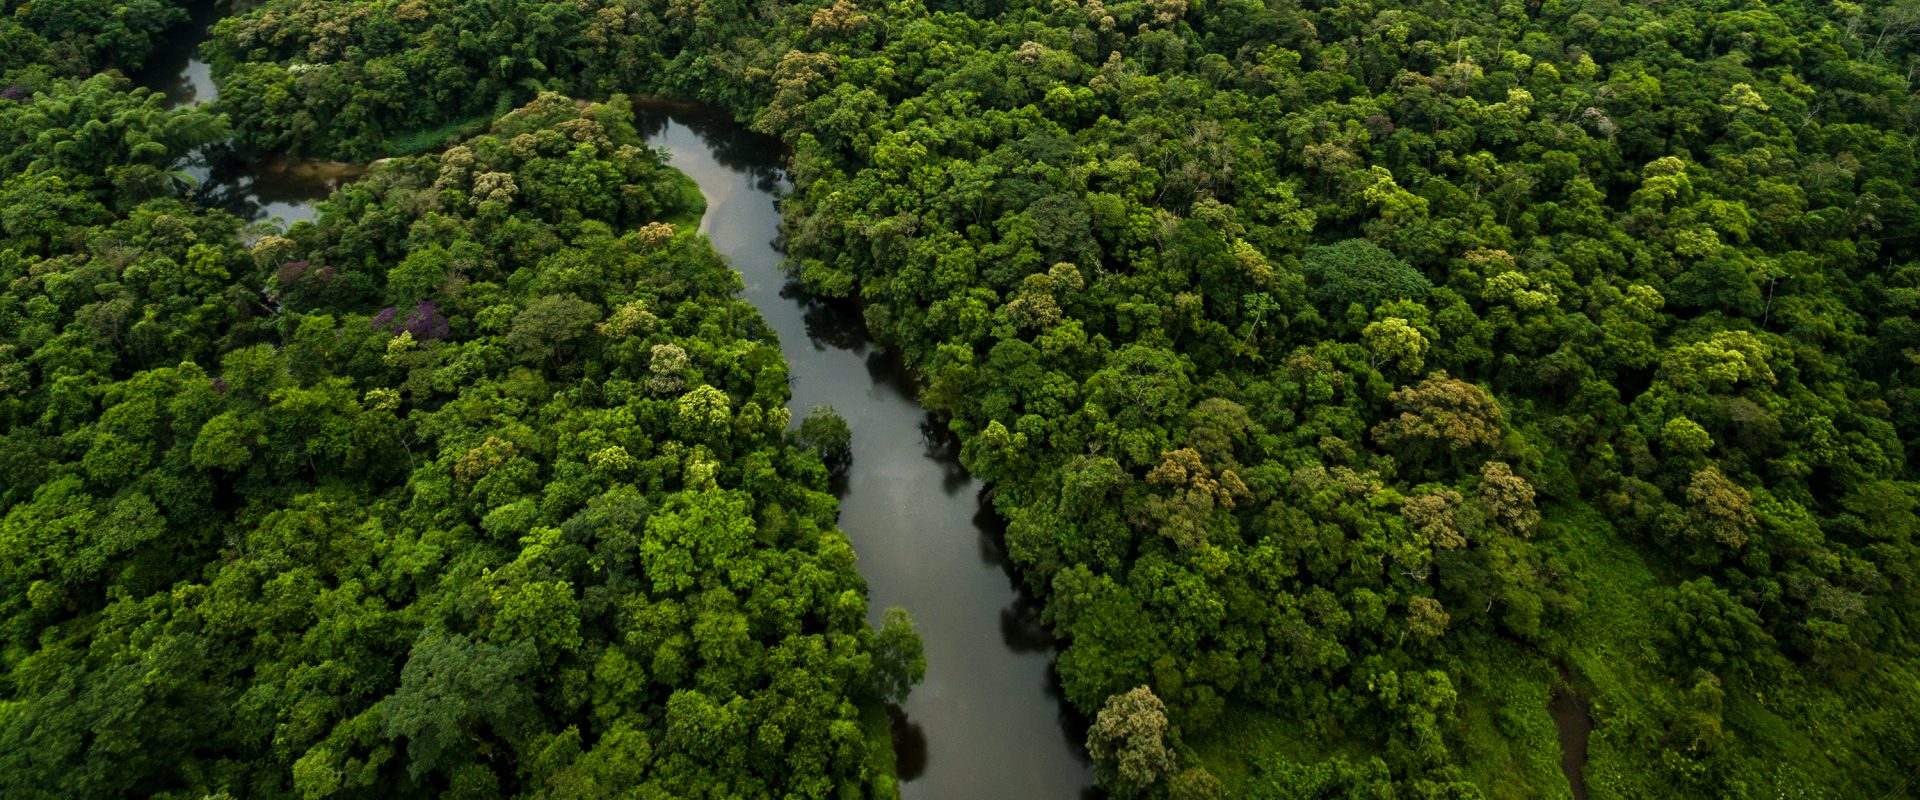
401, 300, 450, 340
372, 301, 449, 340
275, 260, 311, 284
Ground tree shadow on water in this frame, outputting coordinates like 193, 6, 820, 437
787, 281, 871, 353
887, 706, 929, 782
629, 99, 788, 191
999, 591, 1057, 654
973, 493, 1011, 569
917, 415, 974, 496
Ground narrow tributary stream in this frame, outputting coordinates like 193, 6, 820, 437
140, 9, 1095, 799
1550, 678, 1593, 800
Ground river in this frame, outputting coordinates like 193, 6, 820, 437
139, 9, 1095, 800
131, 0, 362, 226
631, 102, 1096, 799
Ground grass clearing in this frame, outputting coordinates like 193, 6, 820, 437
379, 95, 516, 156
1452, 636, 1569, 800
1188, 704, 1380, 794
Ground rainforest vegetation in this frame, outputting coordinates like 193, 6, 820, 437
6, 0, 1920, 797
0, 24, 916, 799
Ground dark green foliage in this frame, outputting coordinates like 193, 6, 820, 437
0, 86, 907, 799
795, 404, 853, 476
1301, 239, 1432, 319
384, 632, 538, 780
11, 0, 1920, 796
0, 0, 186, 75
1660, 579, 1781, 683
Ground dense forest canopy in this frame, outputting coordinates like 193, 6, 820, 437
0, 0, 187, 76
6, 0, 1920, 797
0, 21, 916, 797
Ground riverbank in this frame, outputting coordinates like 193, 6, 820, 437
636, 104, 1096, 799
138, 4, 1098, 795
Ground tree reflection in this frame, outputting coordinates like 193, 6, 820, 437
887, 706, 929, 782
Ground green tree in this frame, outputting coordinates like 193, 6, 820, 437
1300, 239, 1431, 318
1087, 685, 1178, 797
795, 404, 853, 476
870, 607, 926, 705
383, 631, 538, 780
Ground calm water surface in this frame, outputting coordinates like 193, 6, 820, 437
140, 12, 1095, 794
634, 103, 1096, 799
1550, 678, 1593, 800
135, 1, 359, 226
130, 0, 220, 107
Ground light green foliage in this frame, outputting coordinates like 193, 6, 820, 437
1363, 317, 1428, 374
1088, 686, 1179, 797
674, 384, 733, 441
9, 0, 1920, 796
0, 91, 905, 799
1661, 417, 1714, 457
869, 607, 925, 706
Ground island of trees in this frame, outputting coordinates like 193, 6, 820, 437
4, 0, 1920, 798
